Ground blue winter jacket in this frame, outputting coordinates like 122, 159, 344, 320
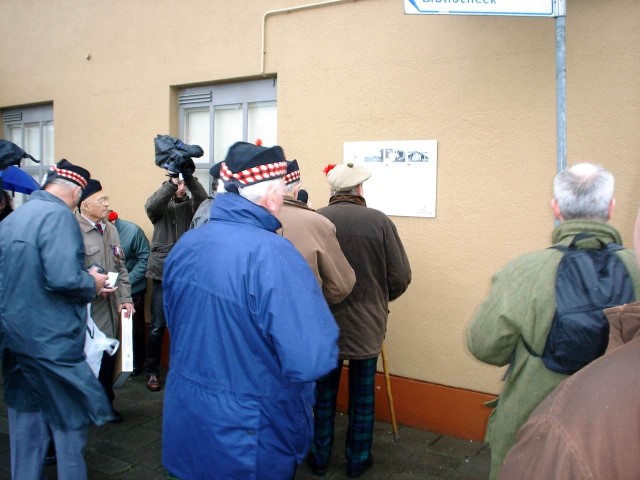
162, 193, 339, 480
0, 190, 114, 429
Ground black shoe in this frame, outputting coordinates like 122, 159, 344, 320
109, 409, 123, 424
146, 374, 161, 392
307, 453, 327, 477
347, 455, 373, 478
130, 368, 141, 377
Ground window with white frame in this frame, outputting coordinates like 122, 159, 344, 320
2, 104, 54, 206
178, 79, 277, 194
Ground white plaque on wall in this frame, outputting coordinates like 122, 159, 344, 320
343, 140, 437, 218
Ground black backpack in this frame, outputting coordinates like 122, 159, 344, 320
524, 233, 636, 375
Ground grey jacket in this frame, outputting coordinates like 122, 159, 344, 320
77, 213, 133, 338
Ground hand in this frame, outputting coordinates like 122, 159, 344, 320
88, 266, 110, 293
167, 174, 179, 186
98, 286, 118, 298
119, 303, 135, 318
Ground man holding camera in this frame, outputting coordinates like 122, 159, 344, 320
143, 160, 207, 392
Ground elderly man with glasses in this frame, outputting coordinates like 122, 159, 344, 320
76, 179, 134, 423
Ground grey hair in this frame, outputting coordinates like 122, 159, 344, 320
330, 187, 359, 196
553, 163, 614, 221
284, 180, 301, 195
46, 177, 80, 190
239, 178, 283, 204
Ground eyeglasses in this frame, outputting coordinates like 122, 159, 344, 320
86, 196, 109, 205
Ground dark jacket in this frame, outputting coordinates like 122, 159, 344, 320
0, 190, 113, 429
145, 177, 207, 280
162, 193, 339, 479
318, 195, 411, 359
114, 218, 150, 295
189, 196, 213, 230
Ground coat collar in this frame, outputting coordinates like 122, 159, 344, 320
30, 189, 69, 208
328, 194, 367, 207
283, 196, 314, 212
605, 301, 640, 351
210, 192, 282, 233
75, 211, 107, 234
551, 219, 623, 246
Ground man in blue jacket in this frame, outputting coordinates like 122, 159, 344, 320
162, 141, 340, 480
0, 160, 113, 479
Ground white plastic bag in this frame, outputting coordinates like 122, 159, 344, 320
84, 304, 119, 377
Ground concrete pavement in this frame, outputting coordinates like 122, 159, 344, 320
0, 371, 490, 479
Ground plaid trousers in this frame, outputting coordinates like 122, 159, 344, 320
311, 357, 377, 469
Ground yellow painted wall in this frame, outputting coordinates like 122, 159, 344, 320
1, 0, 639, 398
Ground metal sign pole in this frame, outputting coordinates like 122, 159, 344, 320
555, 0, 567, 173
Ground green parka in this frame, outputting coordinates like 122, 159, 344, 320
467, 219, 640, 480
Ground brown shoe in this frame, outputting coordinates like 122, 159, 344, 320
146, 374, 161, 392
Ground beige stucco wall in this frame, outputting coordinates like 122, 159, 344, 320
1, 0, 638, 396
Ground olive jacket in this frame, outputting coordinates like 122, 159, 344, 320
467, 219, 640, 480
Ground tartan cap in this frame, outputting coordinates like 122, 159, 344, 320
284, 159, 301, 185
220, 141, 287, 189
45, 159, 91, 189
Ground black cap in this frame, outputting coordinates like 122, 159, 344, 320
45, 159, 91, 189
220, 141, 287, 190
79, 179, 103, 204
284, 160, 301, 185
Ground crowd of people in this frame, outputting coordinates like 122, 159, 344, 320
0, 138, 639, 479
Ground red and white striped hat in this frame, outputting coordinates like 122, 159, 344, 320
220, 141, 287, 189
45, 159, 90, 189
284, 160, 301, 185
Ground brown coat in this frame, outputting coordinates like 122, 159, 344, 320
77, 213, 132, 338
277, 196, 355, 305
499, 301, 640, 480
318, 195, 411, 359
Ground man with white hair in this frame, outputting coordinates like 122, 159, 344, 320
0, 160, 113, 479
467, 163, 640, 480
277, 159, 355, 305
161, 141, 340, 480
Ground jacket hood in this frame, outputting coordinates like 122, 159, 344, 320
604, 301, 640, 352
210, 192, 282, 233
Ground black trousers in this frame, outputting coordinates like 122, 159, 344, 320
144, 279, 165, 376
98, 351, 116, 404
131, 291, 147, 372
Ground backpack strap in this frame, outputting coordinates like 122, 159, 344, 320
522, 337, 542, 358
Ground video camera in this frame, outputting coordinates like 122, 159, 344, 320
154, 135, 203, 177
